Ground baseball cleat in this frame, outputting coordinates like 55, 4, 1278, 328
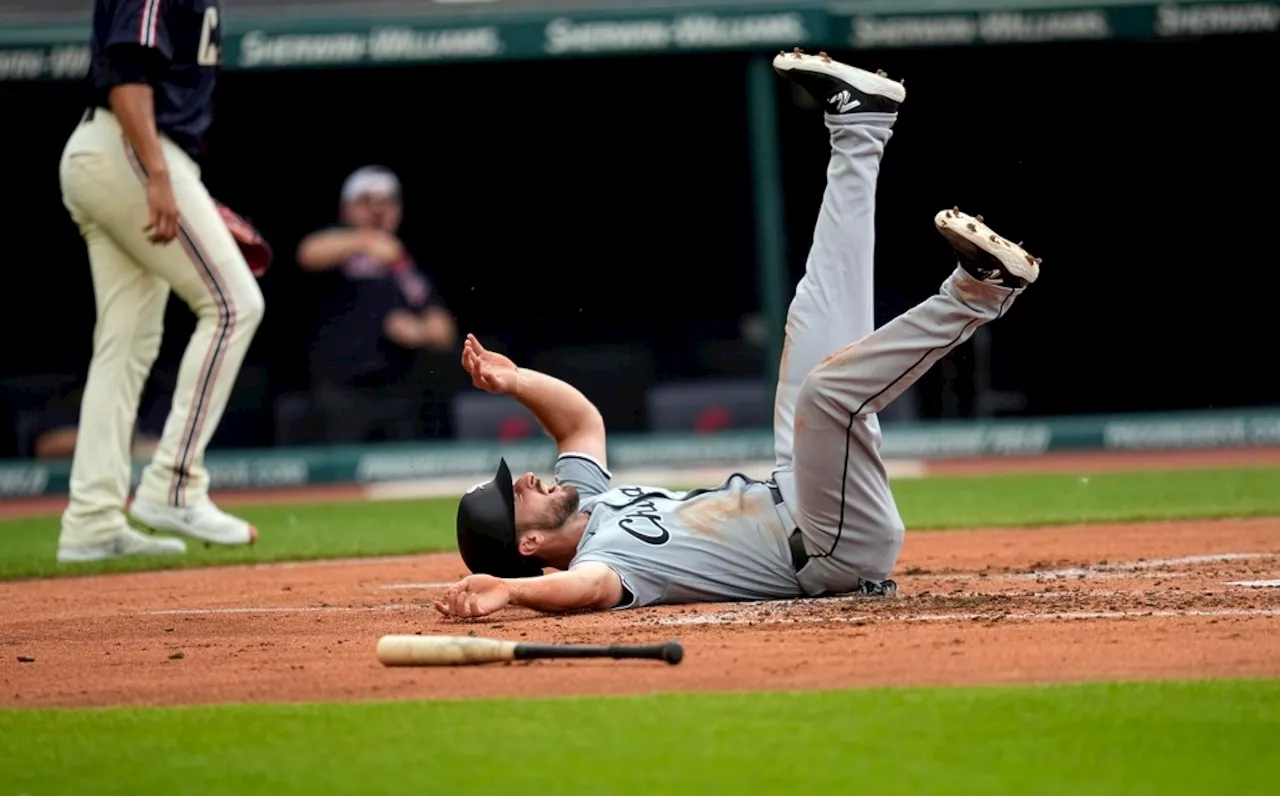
130, 497, 258, 547
934, 208, 1041, 288
772, 48, 905, 114
56, 526, 187, 563
853, 578, 899, 598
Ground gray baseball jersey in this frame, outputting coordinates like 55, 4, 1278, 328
555, 454, 803, 609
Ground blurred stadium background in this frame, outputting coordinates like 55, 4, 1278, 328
1, 0, 1277, 499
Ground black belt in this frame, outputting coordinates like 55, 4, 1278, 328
768, 482, 809, 572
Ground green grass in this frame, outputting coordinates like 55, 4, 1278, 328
893, 466, 1280, 528
1, 679, 1276, 794
2, 466, 1278, 581
0, 498, 459, 580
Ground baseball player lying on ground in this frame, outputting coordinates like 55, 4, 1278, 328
436, 50, 1042, 620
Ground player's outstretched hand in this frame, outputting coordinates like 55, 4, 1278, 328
143, 173, 179, 244
461, 333, 519, 395
433, 574, 512, 619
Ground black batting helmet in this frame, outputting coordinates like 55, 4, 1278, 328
455, 458, 543, 578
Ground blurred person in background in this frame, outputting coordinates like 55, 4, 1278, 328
296, 166, 459, 443
33, 380, 167, 461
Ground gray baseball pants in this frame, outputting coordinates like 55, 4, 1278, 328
770, 112, 1027, 597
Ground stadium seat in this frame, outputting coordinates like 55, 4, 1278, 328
450, 392, 544, 441
694, 338, 765, 378
274, 391, 323, 446
0, 372, 83, 458
645, 377, 770, 433
530, 344, 656, 433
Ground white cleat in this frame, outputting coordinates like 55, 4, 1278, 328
56, 526, 188, 563
934, 208, 1042, 288
129, 498, 258, 546
772, 48, 906, 112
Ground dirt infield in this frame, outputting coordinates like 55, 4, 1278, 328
2, 446, 1278, 709
2, 516, 1278, 708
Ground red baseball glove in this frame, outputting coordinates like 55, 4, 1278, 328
214, 200, 273, 277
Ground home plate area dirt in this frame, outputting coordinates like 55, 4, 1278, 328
3, 516, 1279, 708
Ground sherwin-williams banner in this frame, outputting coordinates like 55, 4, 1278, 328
2, 1, 1276, 81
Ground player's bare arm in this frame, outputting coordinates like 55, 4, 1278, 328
462, 334, 607, 465
433, 562, 624, 619
106, 55, 176, 244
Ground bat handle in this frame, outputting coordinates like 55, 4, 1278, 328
611, 641, 683, 664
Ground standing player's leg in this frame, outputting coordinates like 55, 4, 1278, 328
791, 209, 1041, 596
54, 211, 187, 561
126, 161, 266, 545
58, 109, 265, 547
768, 50, 904, 522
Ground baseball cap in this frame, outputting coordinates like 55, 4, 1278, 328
340, 165, 401, 204
455, 459, 544, 578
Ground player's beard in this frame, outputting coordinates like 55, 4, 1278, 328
525, 487, 584, 569
545, 486, 581, 529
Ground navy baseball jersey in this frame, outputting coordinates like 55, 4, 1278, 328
88, 0, 222, 159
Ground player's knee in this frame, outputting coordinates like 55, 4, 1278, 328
233, 283, 265, 330
797, 362, 840, 417
860, 520, 905, 581
133, 325, 163, 367
886, 519, 905, 549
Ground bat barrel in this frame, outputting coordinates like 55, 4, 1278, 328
376, 634, 518, 666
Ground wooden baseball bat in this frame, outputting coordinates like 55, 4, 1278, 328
376, 634, 684, 667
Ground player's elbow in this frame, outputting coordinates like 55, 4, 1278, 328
587, 567, 624, 610
579, 406, 606, 442
560, 410, 607, 464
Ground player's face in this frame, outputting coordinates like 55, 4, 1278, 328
512, 472, 580, 533
343, 193, 402, 233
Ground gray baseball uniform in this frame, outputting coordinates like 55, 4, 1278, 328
562, 111, 1027, 608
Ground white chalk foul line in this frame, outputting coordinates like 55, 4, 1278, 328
925, 552, 1279, 582
1225, 579, 1280, 588
145, 604, 429, 615
652, 607, 1280, 627
380, 582, 453, 590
